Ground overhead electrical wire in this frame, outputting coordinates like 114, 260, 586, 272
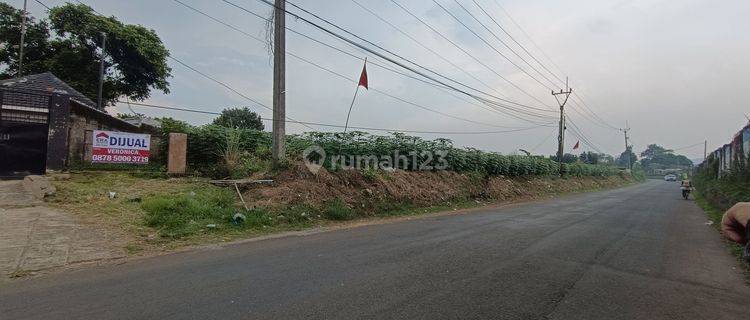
167, 56, 313, 130
484, 0, 621, 131
386, 0, 553, 110
254, 0, 555, 113
73, 0, 318, 129
471, 0, 564, 86
672, 142, 705, 152
265, 0, 553, 114
196, 0, 555, 123
77, 0, 614, 154
173, 0, 553, 127
219, 0, 558, 124
339, 0, 556, 122
529, 127, 557, 154
434, 0, 556, 91
348, 0, 507, 99
566, 115, 608, 154
491, 0, 567, 87
118, 101, 552, 135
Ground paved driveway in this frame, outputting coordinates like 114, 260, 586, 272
0, 180, 125, 279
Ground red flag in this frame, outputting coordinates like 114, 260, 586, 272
358, 59, 368, 89
573, 141, 580, 150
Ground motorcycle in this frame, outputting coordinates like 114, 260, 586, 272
681, 186, 692, 200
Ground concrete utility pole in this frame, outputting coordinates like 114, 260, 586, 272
552, 78, 573, 175
97, 32, 106, 110
620, 122, 631, 170
271, 0, 286, 166
704, 140, 708, 161
18, 0, 27, 77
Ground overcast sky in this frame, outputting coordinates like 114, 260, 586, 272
12, 0, 750, 160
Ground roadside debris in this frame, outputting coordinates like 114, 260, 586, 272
232, 212, 246, 225
22, 175, 56, 199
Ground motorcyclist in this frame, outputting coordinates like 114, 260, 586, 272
680, 178, 693, 199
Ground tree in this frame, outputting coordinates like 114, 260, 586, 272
580, 152, 600, 165
616, 148, 637, 168
0, 3, 171, 105
550, 153, 578, 164
641, 152, 693, 169
212, 107, 264, 131
640, 144, 673, 160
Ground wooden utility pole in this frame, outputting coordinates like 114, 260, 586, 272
620, 122, 631, 170
552, 78, 573, 175
18, 0, 27, 77
97, 32, 106, 110
271, 0, 286, 166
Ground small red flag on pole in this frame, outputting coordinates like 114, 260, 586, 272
358, 60, 368, 89
344, 58, 368, 133
573, 141, 580, 150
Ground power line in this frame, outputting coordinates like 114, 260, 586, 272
491, 0, 567, 86
471, 0, 564, 87
173, 0, 553, 127
487, 0, 621, 131
74, 0, 315, 130
388, 0, 554, 110
530, 127, 557, 153
261, 0, 555, 113
566, 116, 608, 154
118, 101, 552, 135
245, 0, 559, 116
672, 142, 705, 152
215, 0, 554, 122
262, 0, 551, 114
34, 0, 51, 11
348, 0, 507, 99
445, 0, 558, 90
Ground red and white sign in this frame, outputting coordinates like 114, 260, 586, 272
91, 130, 150, 164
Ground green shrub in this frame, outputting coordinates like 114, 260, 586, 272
141, 187, 236, 238
362, 167, 379, 182
286, 131, 618, 178
323, 199, 357, 221
152, 126, 618, 179
241, 209, 276, 228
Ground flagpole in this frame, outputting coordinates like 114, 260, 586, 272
344, 57, 367, 134
343, 85, 361, 134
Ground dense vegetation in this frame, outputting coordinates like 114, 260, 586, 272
151, 119, 623, 179
288, 131, 621, 177
694, 151, 750, 211
0, 3, 171, 104
639, 144, 693, 171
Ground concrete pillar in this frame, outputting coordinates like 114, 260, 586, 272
46, 94, 70, 172
168, 133, 187, 174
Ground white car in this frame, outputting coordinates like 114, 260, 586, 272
664, 174, 677, 181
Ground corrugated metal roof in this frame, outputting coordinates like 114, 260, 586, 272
0, 72, 98, 108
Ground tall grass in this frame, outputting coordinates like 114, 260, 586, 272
142, 187, 236, 238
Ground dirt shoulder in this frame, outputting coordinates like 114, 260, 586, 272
30, 166, 636, 278
694, 191, 750, 282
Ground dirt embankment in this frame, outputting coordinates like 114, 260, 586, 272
245, 163, 633, 212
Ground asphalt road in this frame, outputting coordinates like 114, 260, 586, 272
2, 180, 749, 319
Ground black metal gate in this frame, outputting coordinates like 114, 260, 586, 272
0, 89, 51, 177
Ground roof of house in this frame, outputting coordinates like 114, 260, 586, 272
0, 72, 98, 108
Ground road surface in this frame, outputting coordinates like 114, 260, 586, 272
2, 180, 749, 319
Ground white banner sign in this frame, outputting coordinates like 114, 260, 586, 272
92, 130, 151, 164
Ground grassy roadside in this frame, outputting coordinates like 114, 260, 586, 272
693, 191, 750, 281
47, 171, 637, 256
